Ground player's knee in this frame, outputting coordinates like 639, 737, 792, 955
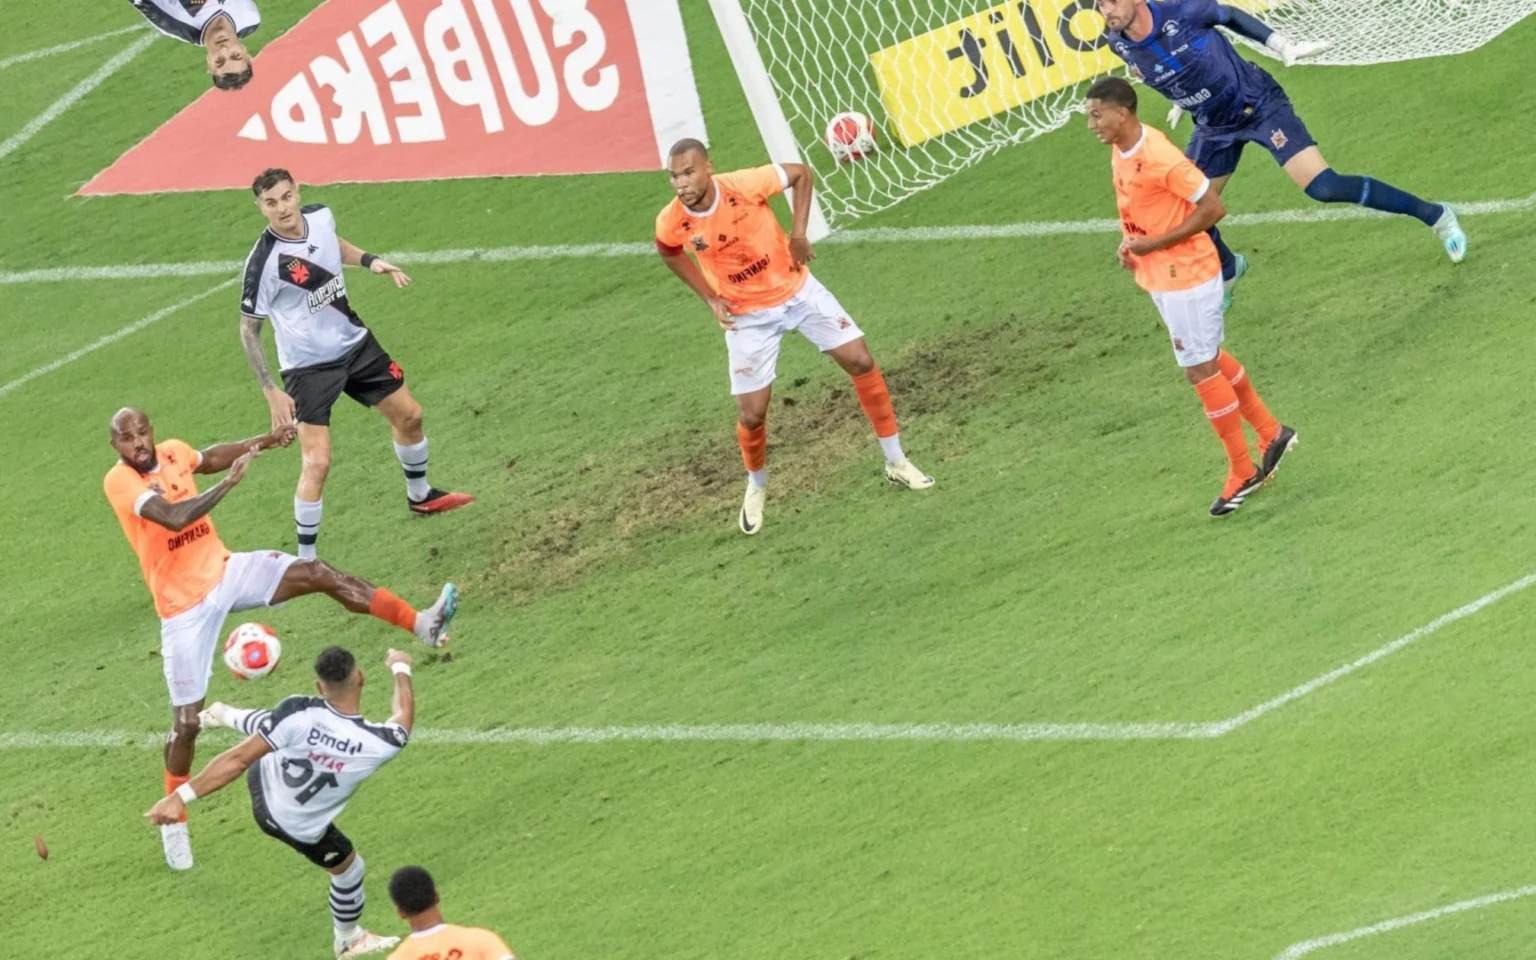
842, 352, 875, 376
1303, 168, 1358, 204
301, 446, 332, 480
737, 409, 767, 431
397, 403, 423, 435
172, 710, 201, 741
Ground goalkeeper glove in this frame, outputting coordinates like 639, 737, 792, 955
1166, 104, 1185, 129
1265, 33, 1332, 67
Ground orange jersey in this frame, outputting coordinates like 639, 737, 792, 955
655, 164, 808, 314
388, 924, 515, 960
103, 439, 230, 619
1111, 125, 1221, 293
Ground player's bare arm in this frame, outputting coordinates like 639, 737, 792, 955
138, 448, 259, 533
658, 249, 735, 331
196, 431, 292, 475
144, 733, 272, 825
338, 236, 411, 289
782, 162, 817, 268
385, 649, 416, 733
1123, 189, 1226, 257
241, 313, 298, 433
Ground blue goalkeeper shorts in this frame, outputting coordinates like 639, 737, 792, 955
1185, 95, 1317, 179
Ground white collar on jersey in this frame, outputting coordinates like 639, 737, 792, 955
408, 925, 446, 939
324, 702, 363, 720
1117, 126, 1149, 160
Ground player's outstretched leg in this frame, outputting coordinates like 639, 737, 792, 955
271, 560, 459, 647
1216, 351, 1297, 481
827, 340, 934, 491
734, 388, 771, 535
294, 423, 331, 561
327, 852, 400, 958
1290, 149, 1466, 263
376, 387, 474, 516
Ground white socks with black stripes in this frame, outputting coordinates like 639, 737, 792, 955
330, 853, 367, 947
295, 497, 322, 561
394, 439, 430, 502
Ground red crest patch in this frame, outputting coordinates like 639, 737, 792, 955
1270, 129, 1289, 150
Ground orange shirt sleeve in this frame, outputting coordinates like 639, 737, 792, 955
1160, 150, 1210, 205
715, 164, 787, 204
655, 204, 686, 255
103, 463, 152, 517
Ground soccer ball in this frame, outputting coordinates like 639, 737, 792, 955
825, 111, 876, 162
224, 623, 281, 680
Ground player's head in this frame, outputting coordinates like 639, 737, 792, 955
389, 866, 441, 919
667, 138, 714, 208
253, 168, 301, 234
1095, 0, 1143, 32
1085, 76, 1139, 144
207, 40, 253, 91
109, 407, 156, 473
313, 645, 361, 697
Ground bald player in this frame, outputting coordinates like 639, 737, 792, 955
656, 139, 933, 535
1086, 77, 1296, 516
103, 408, 459, 871
387, 866, 517, 960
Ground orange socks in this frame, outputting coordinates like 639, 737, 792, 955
1216, 350, 1279, 446
851, 365, 899, 438
164, 770, 190, 822
1194, 372, 1254, 479
736, 421, 766, 473
368, 588, 419, 633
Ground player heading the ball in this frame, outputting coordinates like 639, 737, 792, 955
150, 647, 420, 958
130, 0, 259, 91
656, 139, 933, 536
1087, 77, 1297, 517
104, 408, 458, 872
1097, 0, 1466, 314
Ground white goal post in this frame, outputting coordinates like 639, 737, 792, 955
707, 0, 1536, 233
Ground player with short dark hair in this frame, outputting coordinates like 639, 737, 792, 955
1097, 0, 1466, 312
1086, 77, 1296, 516
656, 139, 933, 536
104, 408, 458, 872
386, 866, 517, 960
129, 0, 258, 90
240, 168, 473, 561
149, 646, 421, 958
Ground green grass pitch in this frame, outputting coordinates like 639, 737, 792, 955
3, 3, 1536, 958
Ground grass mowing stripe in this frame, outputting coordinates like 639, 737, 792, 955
0, 32, 156, 163
1274, 885, 1536, 959
0, 278, 236, 398
2, 190, 1531, 284
0, 26, 146, 70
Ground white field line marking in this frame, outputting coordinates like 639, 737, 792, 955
0, 25, 146, 70
4, 568, 1535, 748
3, 190, 1532, 285
0, 32, 155, 164
0, 278, 235, 399
1274, 885, 1536, 959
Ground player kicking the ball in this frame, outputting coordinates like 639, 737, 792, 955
104, 408, 457, 872
149, 646, 417, 958
656, 139, 933, 535
1087, 78, 1297, 516
1098, 0, 1467, 311
241, 168, 472, 562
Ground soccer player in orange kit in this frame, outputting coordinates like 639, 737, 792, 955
656, 139, 933, 536
1086, 77, 1297, 516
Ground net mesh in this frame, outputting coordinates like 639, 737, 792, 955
737, 0, 1536, 227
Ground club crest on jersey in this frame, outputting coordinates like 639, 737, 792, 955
1270, 128, 1289, 149
178, 0, 207, 13
283, 258, 311, 286
1164, 20, 1180, 35
280, 256, 346, 313
691, 234, 709, 251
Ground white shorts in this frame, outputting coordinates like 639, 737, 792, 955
1149, 274, 1225, 367
160, 550, 298, 707
725, 274, 865, 395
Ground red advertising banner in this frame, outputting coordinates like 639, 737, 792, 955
81, 0, 705, 195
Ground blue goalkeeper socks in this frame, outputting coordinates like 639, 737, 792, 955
1304, 168, 1442, 227
1207, 226, 1237, 281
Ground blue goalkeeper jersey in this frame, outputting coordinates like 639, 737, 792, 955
1105, 0, 1285, 129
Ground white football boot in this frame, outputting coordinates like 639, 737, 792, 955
160, 821, 193, 871
336, 930, 401, 958
885, 459, 935, 490
414, 583, 459, 647
197, 702, 235, 729
739, 481, 766, 535
1433, 204, 1467, 263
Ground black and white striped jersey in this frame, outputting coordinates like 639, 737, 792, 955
254, 695, 407, 843
129, 0, 260, 46
240, 204, 369, 372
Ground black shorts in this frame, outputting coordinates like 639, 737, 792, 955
247, 767, 354, 869
281, 331, 405, 427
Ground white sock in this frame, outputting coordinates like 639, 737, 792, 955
747, 468, 768, 489
878, 433, 905, 464
294, 497, 322, 561
330, 853, 366, 944
394, 438, 431, 502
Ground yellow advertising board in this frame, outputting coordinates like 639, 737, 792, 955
869, 0, 1123, 147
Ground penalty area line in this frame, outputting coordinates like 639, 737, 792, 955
1274, 885, 1536, 959
0, 32, 156, 164
1, 191, 1531, 285
0, 25, 148, 71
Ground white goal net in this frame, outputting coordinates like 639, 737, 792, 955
719, 0, 1536, 228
